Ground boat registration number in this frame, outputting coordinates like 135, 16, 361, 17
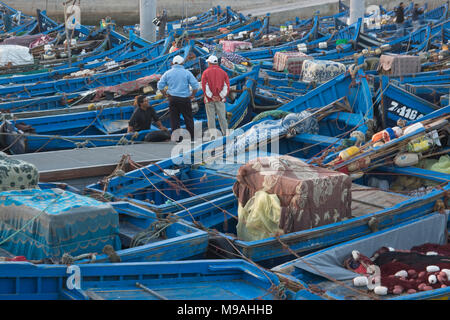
388, 101, 424, 121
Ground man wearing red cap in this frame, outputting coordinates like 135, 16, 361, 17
201, 55, 230, 139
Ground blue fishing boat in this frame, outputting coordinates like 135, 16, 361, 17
85, 63, 372, 209
0, 10, 131, 78
0, 189, 208, 264
92, 201, 209, 263
0, 2, 37, 35
0, 43, 197, 99
165, 7, 250, 40
0, 33, 169, 87
0, 1, 448, 302
236, 16, 358, 61
166, 6, 222, 31
88, 63, 449, 269
374, 77, 441, 128
381, 68, 450, 88
272, 211, 450, 300
173, 104, 449, 266
0, 67, 258, 153
125, 6, 223, 37
0, 37, 175, 112
364, 3, 448, 36
0, 259, 291, 300
177, 165, 449, 268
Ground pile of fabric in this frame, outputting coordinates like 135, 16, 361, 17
226, 111, 319, 157
202, 44, 248, 64
0, 188, 121, 260
346, 244, 450, 295
220, 56, 249, 73
0, 152, 39, 191
219, 40, 252, 52
273, 51, 312, 74
378, 54, 421, 76
301, 59, 346, 83
92, 74, 161, 101
1, 34, 43, 47
29, 35, 53, 49
233, 155, 352, 241
0, 45, 33, 67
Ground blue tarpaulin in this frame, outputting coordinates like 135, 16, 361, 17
0, 188, 121, 260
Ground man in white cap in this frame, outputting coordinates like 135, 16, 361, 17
157, 55, 200, 141
201, 55, 230, 139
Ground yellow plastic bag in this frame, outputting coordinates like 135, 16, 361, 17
236, 190, 284, 242
429, 155, 450, 174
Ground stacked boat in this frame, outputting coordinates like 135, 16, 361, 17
0, 0, 448, 300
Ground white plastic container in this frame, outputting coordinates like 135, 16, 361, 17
318, 42, 328, 49
403, 122, 424, 136
394, 153, 420, 167
297, 43, 307, 52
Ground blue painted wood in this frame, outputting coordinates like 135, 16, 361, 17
83, 201, 209, 263
0, 259, 289, 300
376, 78, 440, 127
0, 196, 208, 264
0, 38, 147, 86
176, 176, 448, 268
272, 212, 450, 300
86, 69, 370, 215
2, 67, 258, 153
0, 44, 195, 99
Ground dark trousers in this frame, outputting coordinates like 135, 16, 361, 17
168, 96, 195, 141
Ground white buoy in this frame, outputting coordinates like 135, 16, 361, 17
353, 276, 369, 287
427, 265, 440, 273
140, 0, 157, 42
349, 0, 365, 26
428, 275, 438, 285
394, 270, 408, 278
374, 286, 388, 295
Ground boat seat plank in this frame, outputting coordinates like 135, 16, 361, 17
351, 183, 409, 218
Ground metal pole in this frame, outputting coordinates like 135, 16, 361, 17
140, 0, 157, 42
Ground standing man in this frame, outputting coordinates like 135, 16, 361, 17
157, 9, 168, 40
394, 2, 405, 36
201, 55, 230, 139
412, 3, 424, 31
157, 55, 200, 141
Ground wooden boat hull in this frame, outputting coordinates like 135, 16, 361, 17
0, 68, 258, 153
0, 259, 289, 300
272, 212, 450, 300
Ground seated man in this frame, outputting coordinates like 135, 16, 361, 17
128, 95, 171, 142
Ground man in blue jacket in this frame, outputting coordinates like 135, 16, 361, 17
157, 55, 200, 141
